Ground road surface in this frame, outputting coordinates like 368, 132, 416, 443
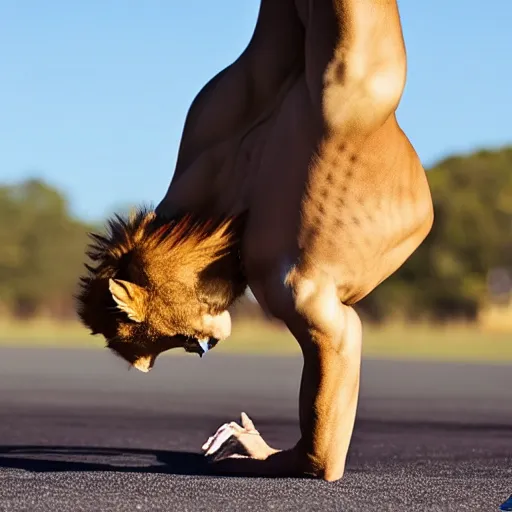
0, 347, 511, 511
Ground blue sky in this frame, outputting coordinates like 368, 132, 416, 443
1, 0, 511, 221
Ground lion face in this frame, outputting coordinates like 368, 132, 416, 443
75, 208, 246, 372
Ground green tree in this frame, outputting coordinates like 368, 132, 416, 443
359, 146, 512, 322
0, 178, 93, 319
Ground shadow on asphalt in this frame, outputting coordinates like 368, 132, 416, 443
0, 446, 214, 476
0, 445, 313, 478
2, 415, 511, 479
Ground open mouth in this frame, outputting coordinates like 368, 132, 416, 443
129, 337, 220, 373
184, 336, 219, 357
109, 334, 221, 374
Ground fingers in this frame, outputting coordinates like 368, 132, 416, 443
229, 421, 245, 432
202, 423, 234, 456
201, 436, 214, 452
201, 422, 229, 451
205, 427, 234, 457
202, 421, 247, 457
201, 413, 259, 458
241, 412, 258, 433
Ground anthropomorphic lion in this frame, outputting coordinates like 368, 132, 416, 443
76, 0, 433, 481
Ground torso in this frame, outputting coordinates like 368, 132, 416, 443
156, 0, 432, 307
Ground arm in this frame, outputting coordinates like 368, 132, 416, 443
202, 287, 362, 482
291, 302, 363, 480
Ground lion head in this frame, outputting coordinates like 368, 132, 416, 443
75, 208, 247, 372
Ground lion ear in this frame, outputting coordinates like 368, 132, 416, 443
108, 278, 147, 322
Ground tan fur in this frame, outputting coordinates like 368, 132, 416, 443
84, 209, 238, 276
76, 0, 434, 481
76, 208, 246, 367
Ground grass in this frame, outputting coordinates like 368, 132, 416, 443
0, 318, 511, 364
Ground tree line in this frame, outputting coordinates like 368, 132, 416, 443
1, 145, 511, 323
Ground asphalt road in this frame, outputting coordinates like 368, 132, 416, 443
0, 347, 511, 512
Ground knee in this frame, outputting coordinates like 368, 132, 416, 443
340, 28, 408, 110
323, 54, 406, 134
357, 49, 407, 109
